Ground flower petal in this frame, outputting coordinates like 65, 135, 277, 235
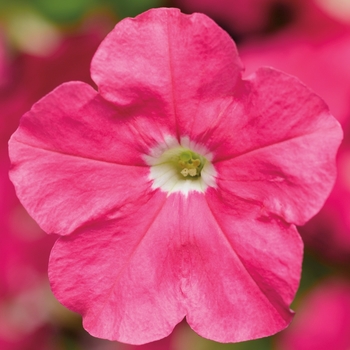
215, 131, 339, 225
181, 191, 302, 342
201, 68, 342, 224
9, 82, 159, 235
91, 8, 243, 138
10, 81, 168, 166
197, 67, 342, 162
49, 191, 186, 344
49, 190, 301, 344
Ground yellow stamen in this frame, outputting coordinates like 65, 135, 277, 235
177, 150, 205, 178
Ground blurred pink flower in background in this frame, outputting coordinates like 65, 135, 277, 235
0, 20, 110, 349
239, 0, 350, 125
8, 7, 342, 345
173, 0, 299, 36
276, 278, 350, 350
0, 150, 56, 350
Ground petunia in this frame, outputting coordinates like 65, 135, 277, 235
9, 8, 342, 345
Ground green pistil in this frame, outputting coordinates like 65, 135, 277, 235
177, 150, 205, 178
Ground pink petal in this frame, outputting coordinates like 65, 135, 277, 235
203, 67, 342, 161
49, 191, 185, 344
184, 191, 302, 342
49, 190, 302, 343
10, 81, 165, 166
9, 82, 159, 235
91, 8, 243, 138
205, 68, 342, 225
299, 138, 350, 263
215, 134, 339, 226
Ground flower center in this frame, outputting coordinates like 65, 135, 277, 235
144, 136, 217, 195
177, 150, 205, 178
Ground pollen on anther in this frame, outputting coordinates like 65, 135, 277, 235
188, 168, 197, 176
181, 168, 189, 177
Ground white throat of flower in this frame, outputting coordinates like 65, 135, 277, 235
144, 136, 217, 195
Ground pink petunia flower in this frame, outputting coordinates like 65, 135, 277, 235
8, 8, 342, 345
